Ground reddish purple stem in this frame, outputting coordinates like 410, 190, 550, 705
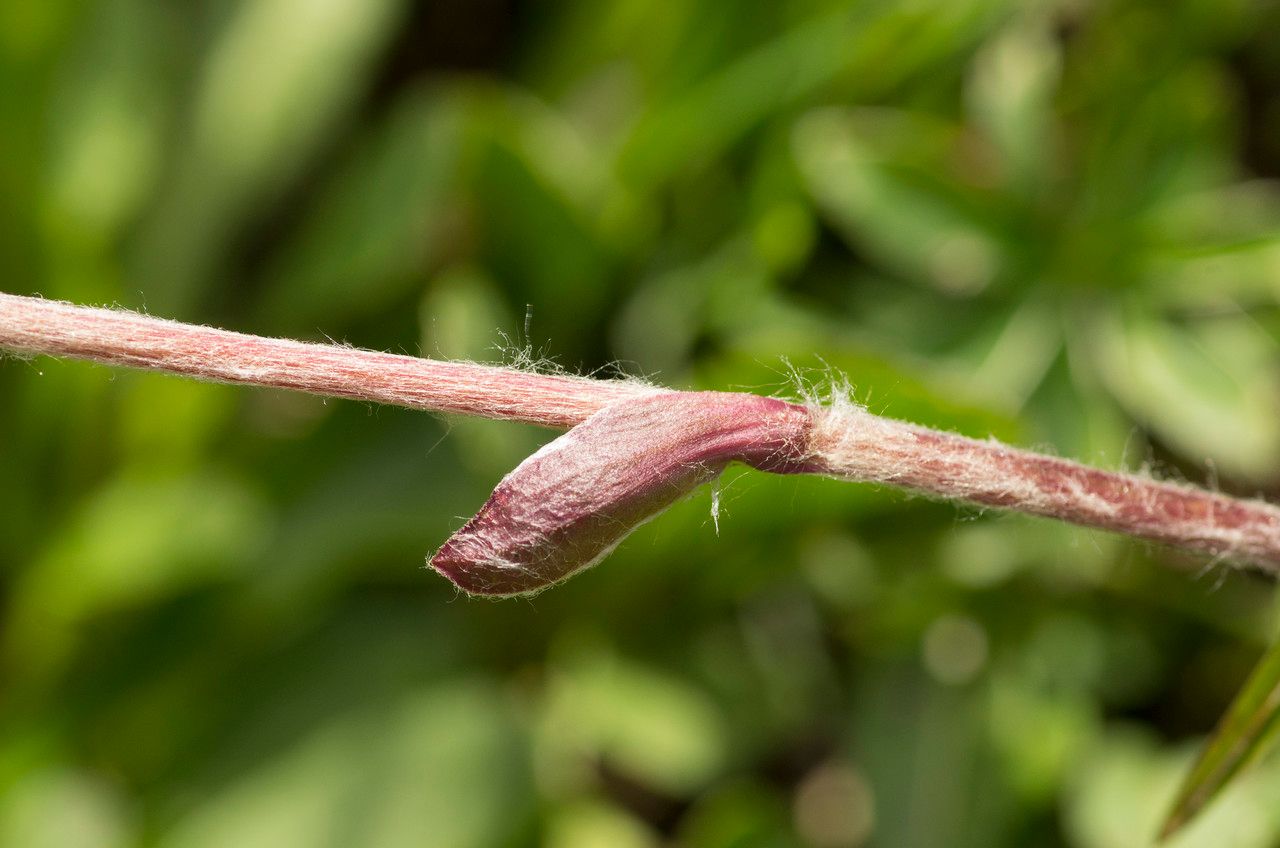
2, 292, 1278, 595
0, 293, 647, 428
802, 406, 1280, 572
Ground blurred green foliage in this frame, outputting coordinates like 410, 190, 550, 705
3, 0, 1280, 846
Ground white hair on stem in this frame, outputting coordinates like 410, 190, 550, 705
2, 291, 1278, 596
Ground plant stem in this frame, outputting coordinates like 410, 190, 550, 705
2, 292, 1278, 574
0, 293, 651, 428
804, 405, 1280, 571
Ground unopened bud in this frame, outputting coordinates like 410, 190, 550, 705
431, 391, 812, 596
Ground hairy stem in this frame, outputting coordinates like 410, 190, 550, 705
2, 292, 1278, 575
803, 405, 1280, 571
0, 293, 651, 428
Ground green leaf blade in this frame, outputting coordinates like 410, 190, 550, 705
1160, 638, 1280, 841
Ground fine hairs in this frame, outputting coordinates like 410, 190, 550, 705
3, 292, 1278, 596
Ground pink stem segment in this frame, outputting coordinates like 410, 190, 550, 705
802, 405, 1280, 572
0, 293, 650, 429
3, 292, 1279, 579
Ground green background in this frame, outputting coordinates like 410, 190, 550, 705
3, 0, 1280, 845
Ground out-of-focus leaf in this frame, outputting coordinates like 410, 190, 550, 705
190, 0, 402, 200
474, 136, 611, 352
1090, 311, 1280, 485
258, 88, 467, 329
850, 666, 989, 848
612, 243, 758, 377
160, 681, 531, 848
134, 0, 404, 313
0, 768, 133, 848
527, 0, 697, 99
481, 89, 617, 220
988, 674, 1098, 805
620, 8, 868, 188
620, 0, 1013, 188
44, 0, 167, 246
545, 801, 659, 848
115, 374, 238, 467
1159, 638, 1280, 841
1071, 34, 1237, 221
1141, 181, 1280, 309
20, 470, 267, 617
793, 107, 1007, 296
752, 200, 816, 275
943, 296, 1061, 410
675, 780, 796, 848
1147, 237, 1280, 310
244, 415, 469, 610
5, 469, 269, 676
966, 14, 1060, 192
538, 643, 727, 796
0, 1, 78, 62
1064, 727, 1280, 848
